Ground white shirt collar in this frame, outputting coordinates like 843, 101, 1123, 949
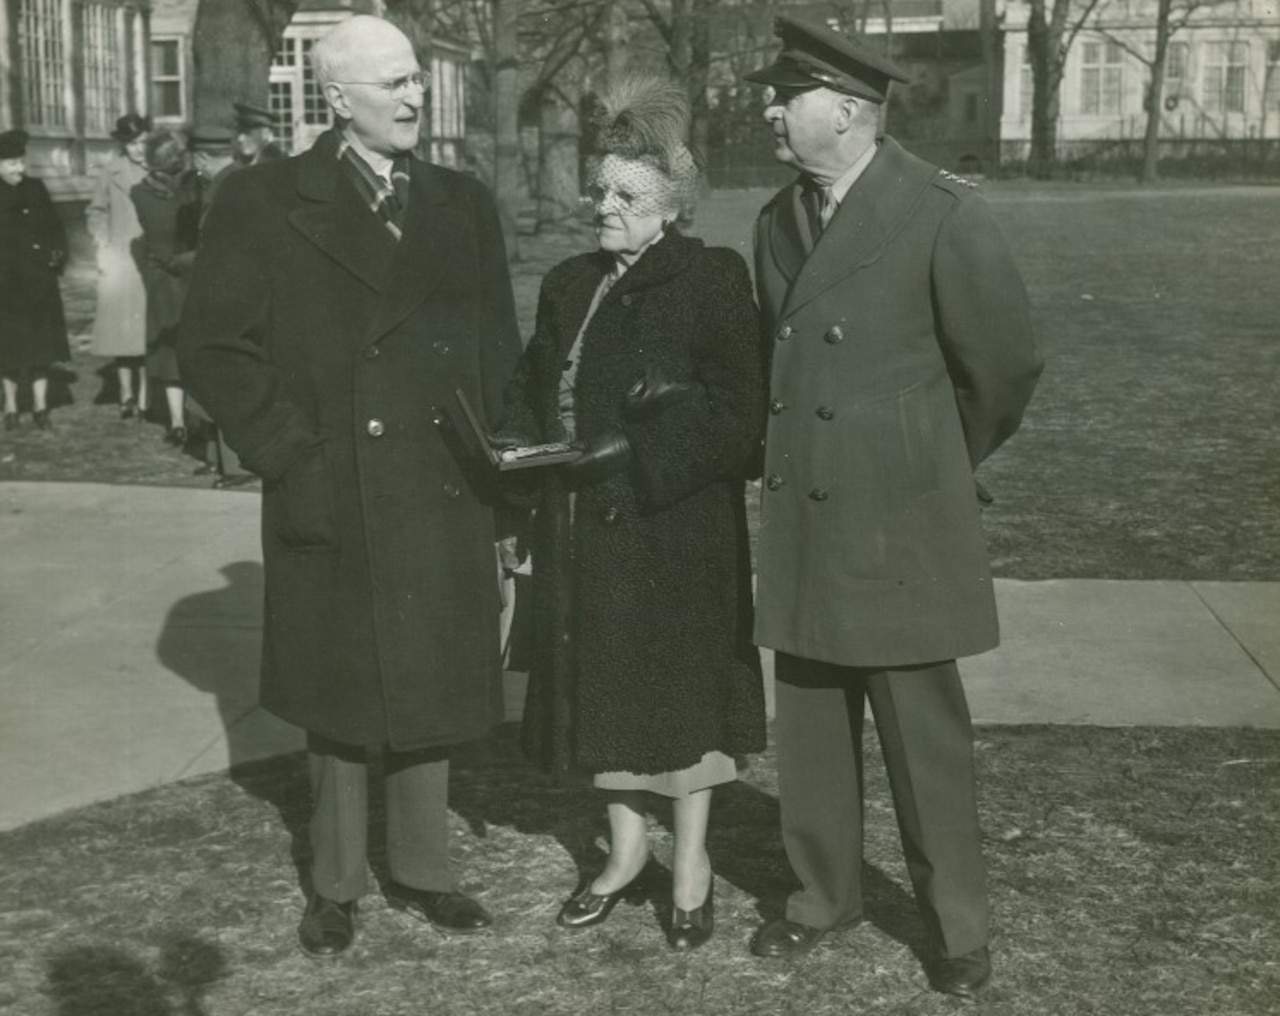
826, 141, 879, 208
342, 126, 394, 184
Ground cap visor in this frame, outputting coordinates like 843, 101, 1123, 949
744, 63, 820, 87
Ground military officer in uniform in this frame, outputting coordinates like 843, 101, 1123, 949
744, 15, 1043, 999
233, 101, 286, 164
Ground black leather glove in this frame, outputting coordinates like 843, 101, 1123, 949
625, 366, 694, 419
563, 429, 631, 484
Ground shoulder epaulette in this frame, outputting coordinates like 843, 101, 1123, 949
935, 169, 978, 190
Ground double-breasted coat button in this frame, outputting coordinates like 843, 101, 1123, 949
443, 482, 461, 499
601, 506, 620, 524
429, 406, 445, 426
431, 339, 450, 356
816, 405, 835, 420
769, 398, 787, 415
362, 345, 380, 360
366, 418, 385, 437
765, 474, 785, 491
824, 325, 845, 344
809, 488, 830, 502
777, 325, 793, 342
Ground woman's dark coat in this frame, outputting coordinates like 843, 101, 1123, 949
132, 173, 198, 384
503, 229, 767, 778
178, 130, 522, 751
0, 176, 69, 372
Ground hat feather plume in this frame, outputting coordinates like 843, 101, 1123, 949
590, 73, 690, 170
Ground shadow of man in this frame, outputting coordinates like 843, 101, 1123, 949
155, 561, 307, 882
46, 934, 227, 1016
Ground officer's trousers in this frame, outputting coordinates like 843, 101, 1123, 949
774, 654, 989, 958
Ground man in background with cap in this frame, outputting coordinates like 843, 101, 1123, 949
233, 101, 285, 164
179, 125, 253, 487
744, 14, 1043, 999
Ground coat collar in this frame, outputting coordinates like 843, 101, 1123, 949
767, 136, 936, 315
288, 129, 464, 343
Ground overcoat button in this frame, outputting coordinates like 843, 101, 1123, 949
429, 406, 445, 426
431, 339, 451, 356
765, 474, 785, 491
809, 488, 830, 501
816, 406, 835, 420
824, 326, 845, 344
620, 294, 633, 307
601, 506, 620, 524
443, 483, 461, 499
366, 418, 385, 437
769, 398, 786, 415
777, 325, 793, 341
363, 345, 380, 360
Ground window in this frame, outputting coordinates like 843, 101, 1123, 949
1166, 41, 1189, 86
1267, 40, 1280, 113
1203, 41, 1247, 113
270, 81, 295, 151
1020, 46, 1033, 120
82, 3, 126, 134
19, 0, 69, 129
151, 37, 185, 121
1081, 40, 1124, 115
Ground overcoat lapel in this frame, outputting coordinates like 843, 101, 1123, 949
288, 132, 395, 296
781, 138, 936, 317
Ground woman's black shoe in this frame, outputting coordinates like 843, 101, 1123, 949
3, 413, 17, 431
120, 398, 137, 420
667, 878, 714, 951
556, 873, 649, 929
33, 410, 51, 430
166, 426, 188, 446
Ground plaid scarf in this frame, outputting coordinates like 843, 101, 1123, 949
337, 138, 411, 241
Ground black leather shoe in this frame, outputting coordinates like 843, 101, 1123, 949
3, 412, 17, 431
556, 874, 649, 929
750, 918, 828, 958
387, 885, 493, 934
120, 399, 137, 420
297, 894, 356, 958
33, 410, 51, 430
930, 945, 991, 999
668, 879, 714, 951
165, 426, 188, 446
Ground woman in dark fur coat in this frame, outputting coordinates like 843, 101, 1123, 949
500, 74, 767, 951
0, 130, 70, 430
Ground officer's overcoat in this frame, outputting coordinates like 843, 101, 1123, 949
753, 136, 1042, 667
179, 129, 522, 750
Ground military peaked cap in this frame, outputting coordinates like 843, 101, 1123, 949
233, 102, 276, 130
746, 14, 909, 103
189, 124, 236, 154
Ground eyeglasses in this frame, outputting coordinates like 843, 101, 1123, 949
334, 71, 429, 100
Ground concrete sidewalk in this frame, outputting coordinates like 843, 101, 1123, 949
2, 481, 1278, 832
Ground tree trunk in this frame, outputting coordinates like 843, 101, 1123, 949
492, 0, 521, 260
538, 85, 580, 230
605, 0, 630, 87
383, 0, 436, 161
1141, 0, 1174, 182
689, 0, 711, 157
979, 0, 999, 169
191, 0, 300, 126
1026, 0, 1061, 178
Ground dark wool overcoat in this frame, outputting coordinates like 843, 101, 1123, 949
0, 176, 69, 372
753, 137, 1043, 668
132, 173, 198, 383
179, 129, 522, 750
503, 229, 768, 778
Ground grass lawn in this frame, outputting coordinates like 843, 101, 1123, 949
0, 724, 1276, 1015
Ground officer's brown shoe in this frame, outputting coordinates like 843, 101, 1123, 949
297, 894, 356, 958
930, 945, 991, 999
750, 918, 827, 958
387, 885, 493, 934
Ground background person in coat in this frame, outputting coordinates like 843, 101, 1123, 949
130, 127, 197, 446
0, 129, 70, 430
87, 113, 150, 420
232, 102, 286, 165
744, 16, 1043, 999
179, 15, 522, 958
501, 74, 767, 952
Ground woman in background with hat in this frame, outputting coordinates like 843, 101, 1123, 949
0, 129, 70, 430
87, 112, 150, 420
500, 73, 766, 951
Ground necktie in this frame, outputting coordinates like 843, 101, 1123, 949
388, 155, 411, 225
818, 187, 837, 230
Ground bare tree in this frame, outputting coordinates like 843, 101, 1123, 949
1025, 0, 1108, 176
1092, 0, 1229, 182
383, 0, 438, 159
638, 0, 713, 153
493, 0, 522, 258
191, 0, 300, 125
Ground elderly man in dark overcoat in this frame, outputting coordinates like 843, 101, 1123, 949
744, 16, 1044, 999
178, 15, 521, 957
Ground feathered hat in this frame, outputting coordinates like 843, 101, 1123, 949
586, 72, 701, 218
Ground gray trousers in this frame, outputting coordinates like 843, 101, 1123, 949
774, 654, 989, 958
307, 734, 453, 902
